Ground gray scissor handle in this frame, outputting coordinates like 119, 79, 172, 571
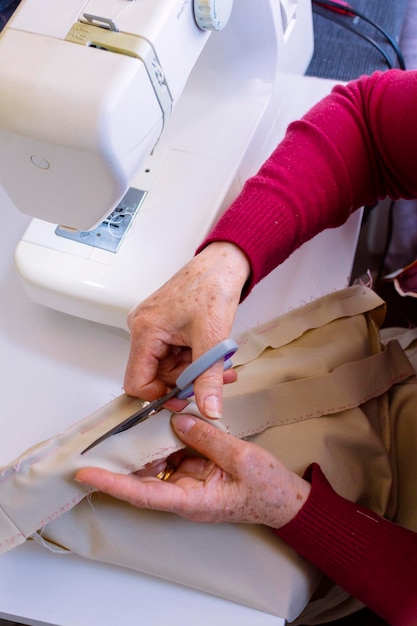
176, 338, 238, 399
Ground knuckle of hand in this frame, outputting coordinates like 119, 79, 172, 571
233, 441, 253, 466
193, 425, 215, 450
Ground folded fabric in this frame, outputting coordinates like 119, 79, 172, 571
1, 285, 414, 623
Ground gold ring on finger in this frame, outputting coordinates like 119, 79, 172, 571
156, 464, 176, 481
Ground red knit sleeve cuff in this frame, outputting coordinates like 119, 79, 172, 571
274, 463, 380, 581
272, 463, 417, 626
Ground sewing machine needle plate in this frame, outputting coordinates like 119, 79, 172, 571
55, 188, 147, 253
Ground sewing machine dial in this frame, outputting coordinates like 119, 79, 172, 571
194, 0, 233, 30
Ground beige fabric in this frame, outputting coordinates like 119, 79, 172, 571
381, 326, 417, 533
0, 286, 415, 623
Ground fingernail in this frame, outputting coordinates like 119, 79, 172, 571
202, 395, 222, 419
74, 472, 86, 484
172, 414, 197, 434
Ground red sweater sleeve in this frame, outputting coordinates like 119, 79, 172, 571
274, 464, 417, 626
198, 70, 417, 294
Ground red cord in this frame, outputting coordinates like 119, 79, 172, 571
313, 0, 355, 17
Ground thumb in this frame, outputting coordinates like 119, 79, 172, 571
171, 413, 241, 476
191, 359, 225, 419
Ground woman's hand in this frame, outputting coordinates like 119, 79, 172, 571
75, 414, 311, 529
124, 242, 250, 419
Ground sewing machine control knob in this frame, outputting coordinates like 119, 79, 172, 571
194, 0, 233, 30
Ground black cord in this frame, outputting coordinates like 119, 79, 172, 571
312, 4, 395, 70
312, 0, 406, 71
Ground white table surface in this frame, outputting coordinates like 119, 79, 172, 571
0, 69, 361, 624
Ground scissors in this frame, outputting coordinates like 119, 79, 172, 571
81, 338, 238, 454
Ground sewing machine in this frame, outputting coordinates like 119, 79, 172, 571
0, 0, 316, 329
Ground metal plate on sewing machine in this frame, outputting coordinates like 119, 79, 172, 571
55, 188, 147, 253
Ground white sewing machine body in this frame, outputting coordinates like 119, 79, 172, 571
0, 0, 323, 329
0, 0, 214, 229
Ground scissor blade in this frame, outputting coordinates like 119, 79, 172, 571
80, 396, 166, 455
80, 339, 238, 455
